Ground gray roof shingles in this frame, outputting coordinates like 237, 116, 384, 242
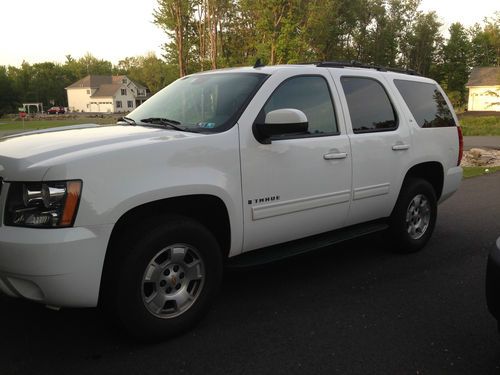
467, 67, 500, 87
66, 75, 113, 89
91, 83, 122, 97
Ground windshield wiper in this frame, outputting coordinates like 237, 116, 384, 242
140, 117, 187, 131
118, 116, 136, 125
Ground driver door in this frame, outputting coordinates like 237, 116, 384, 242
238, 69, 352, 252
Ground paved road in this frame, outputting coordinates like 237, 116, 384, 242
1, 174, 500, 375
0, 129, 23, 137
464, 136, 500, 150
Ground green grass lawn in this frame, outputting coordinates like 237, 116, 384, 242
462, 166, 500, 178
459, 116, 500, 136
0, 117, 117, 132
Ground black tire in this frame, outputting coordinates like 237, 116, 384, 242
109, 215, 223, 341
389, 178, 437, 253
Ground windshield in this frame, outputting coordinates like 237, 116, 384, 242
127, 72, 268, 133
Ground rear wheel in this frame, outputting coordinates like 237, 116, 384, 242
108, 215, 223, 341
389, 178, 437, 253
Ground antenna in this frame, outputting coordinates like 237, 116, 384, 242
253, 58, 265, 68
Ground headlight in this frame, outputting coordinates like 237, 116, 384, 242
5, 180, 82, 228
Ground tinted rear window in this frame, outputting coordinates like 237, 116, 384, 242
341, 77, 398, 133
394, 80, 456, 128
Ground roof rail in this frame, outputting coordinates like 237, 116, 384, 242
313, 60, 420, 76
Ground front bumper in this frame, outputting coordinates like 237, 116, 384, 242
486, 237, 500, 324
0, 224, 113, 307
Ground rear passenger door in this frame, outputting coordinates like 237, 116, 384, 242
331, 71, 413, 226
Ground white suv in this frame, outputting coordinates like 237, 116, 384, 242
0, 62, 463, 340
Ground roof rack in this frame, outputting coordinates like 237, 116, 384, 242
311, 60, 420, 76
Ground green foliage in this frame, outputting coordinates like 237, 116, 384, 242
115, 53, 178, 94
446, 91, 464, 110
441, 23, 470, 105
153, 0, 195, 76
469, 13, 500, 67
459, 115, 500, 136
404, 11, 442, 76
0, 66, 19, 116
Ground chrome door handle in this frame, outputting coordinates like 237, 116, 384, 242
323, 152, 347, 160
392, 144, 410, 151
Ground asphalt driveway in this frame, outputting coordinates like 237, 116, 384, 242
1, 173, 500, 374
464, 136, 500, 150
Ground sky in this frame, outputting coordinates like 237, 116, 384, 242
420, 0, 498, 33
0, 0, 499, 67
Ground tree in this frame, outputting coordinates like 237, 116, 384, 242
388, 0, 421, 67
405, 11, 442, 76
366, 0, 398, 66
469, 13, 500, 67
441, 23, 471, 106
8, 62, 33, 104
62, 53, 113, 79
116, 53, 178, 94
0, 66, 19, 116
248, 0, 290, 64
30, 62, 71, 106
154, 0, 194, 76
304, 0, 359, 61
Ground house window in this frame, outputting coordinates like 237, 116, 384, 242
86, 89, 90, 95
121, 88, 127, 95
127, 100, 134, 108
122, 78, 127, 84
116, 101, 122, 108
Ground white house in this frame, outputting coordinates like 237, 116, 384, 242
466, 67, 500, 111
66, 75, 150, 113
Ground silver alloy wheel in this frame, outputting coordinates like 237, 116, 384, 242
141, 243, 205, 319
405, 194, 431, 240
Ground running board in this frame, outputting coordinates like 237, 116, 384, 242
226, 220, 389, 268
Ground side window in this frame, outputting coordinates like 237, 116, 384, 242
394, 80, 456, 128
260, 76, 338, 136
341, 77, 398, 133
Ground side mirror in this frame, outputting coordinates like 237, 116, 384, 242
253, 108, 309, 144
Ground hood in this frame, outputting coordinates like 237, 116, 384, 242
0, 124, 201, 180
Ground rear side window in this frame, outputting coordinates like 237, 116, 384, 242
394, 80, 456, 128
341, 77, 398, 133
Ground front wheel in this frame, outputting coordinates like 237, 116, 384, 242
110, 216, 223, 341
389, 178, 437, 253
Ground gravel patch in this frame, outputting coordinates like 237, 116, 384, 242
462, 148, 500, 167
